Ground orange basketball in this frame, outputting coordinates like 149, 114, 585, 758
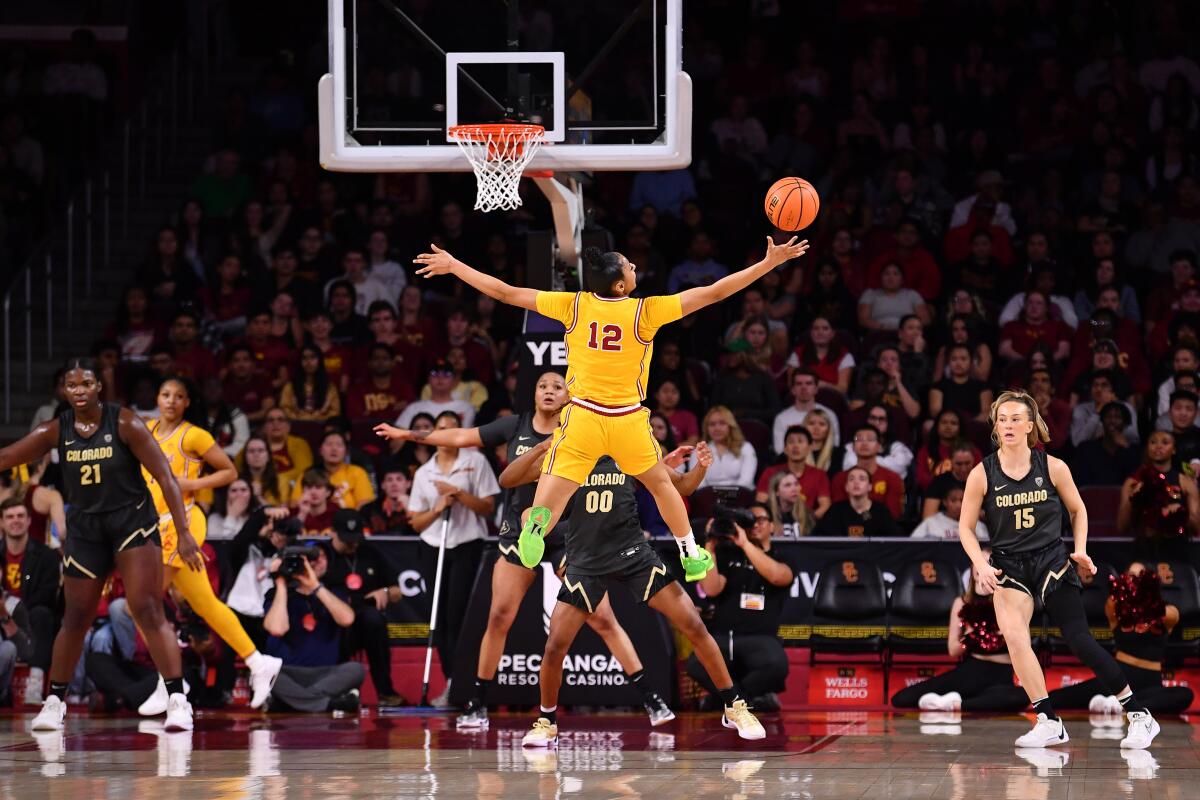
764, 177, 820, 231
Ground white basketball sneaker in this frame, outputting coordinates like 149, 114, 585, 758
722, 699, 766, 740
1119, 710, 1160, 750
522, 717, 559, 748
31, 696, 66, 731
248, 654, 283, 710
163, 693, 194, 732
1014, 713, 1069, 748
138, 676, 191, 716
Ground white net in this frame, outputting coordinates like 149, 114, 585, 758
448, 124, 545, 212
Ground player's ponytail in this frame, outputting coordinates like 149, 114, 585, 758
582, 246, 626, 297
989, 390, 1051, 448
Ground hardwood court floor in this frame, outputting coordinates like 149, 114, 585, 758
0, 709, 1196, 798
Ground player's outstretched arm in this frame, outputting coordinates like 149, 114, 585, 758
499, 439, 551, 489
0, 421, 57, 473
678, 236, 808, 316
373, 422, 484, 449
414, 244, 539, 311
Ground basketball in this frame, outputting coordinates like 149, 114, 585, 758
764, 177, 820, 231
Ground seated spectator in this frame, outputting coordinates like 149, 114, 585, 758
949, 170, 1017, 236
327, 281, 370, 347
831, 426, 904, 518
1071, 370, 1139, 446
911, 486, 989, 540
439, 305, 495, 389
324, 510, 404, 706
107, 285, 164, 363
365, 229, 407, 297
710, 95, 768, 170
262, 244, 320, 317
803, 409, 839, 475
1072, 402, 1142, 487
756, 426, 830, 518
304, 309, 356, 396
1028, 368, 1072, 454
279, 344, 342, 422
817, 466, 902, 536
766, 473, 815, 537
929, 344, 992, 421
773, 369, 841, 454
1067, 339, 1138, 406
724, 288, 790, 356
690, 406, 757, 491
168, 309, 219, 385
223, 345, 276, 424
139, 226, 199, 319
1, 498, 60, 703
389, 412, 437, 480
998, 264, 1079, 329
1155, 345, 1200, 417
268, 291, 304, 351
865, 346, 923, 420
1144, 249, 1198, 328
293, 431, 375, 511
346, 343, 414, 423
841, 404, 914, 479
668, 231, 728, 293
292, 469, 338, 536
202, 253, 253, 339
361, 467, 415, 535
419, 347, 488, 410
324, 248, 390, 318
858, 262, 931, 331
263, 543, 364, 713
866, 218, 941, 301
235, 307, 292, 389
802, 259, 860, 332
1157, 372, 1200, 431
690, 504, 793, 710
648, 340, 702, 414
395, 361, 476, 429
367, 301, 425, 386
652, 379, 699, 446
239, 434, 292, 507
397, 285, 444, 353
916, 410, 981, 493
1074, 257, 1141, 325
207, 479, 259, 541
0, 470, 65, 547
709, 340, 779, 425
0, 585, 33, 706
1156, 390, 1200, 467
950, 224, 1014, 309
1118, 431, 1200, 562
921, 444, 980, 519
785, 316, 854, 395
998, 290, 1072, 364
896, 315, 934, 397
199, 376, 250, 460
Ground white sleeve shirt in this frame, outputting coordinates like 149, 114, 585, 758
409, 450, 500, 549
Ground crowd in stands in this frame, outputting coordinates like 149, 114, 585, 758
4, 0, 1200, 710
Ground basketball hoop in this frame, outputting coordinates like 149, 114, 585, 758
448, 123, 545, 212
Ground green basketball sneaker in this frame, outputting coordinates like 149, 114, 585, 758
681, 549, 715, 582
518, 506, 552, 568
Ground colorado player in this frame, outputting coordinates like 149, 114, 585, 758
959, 390, 1159, 750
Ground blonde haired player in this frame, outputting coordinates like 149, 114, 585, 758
137, 378, 282, 714
958, 390, 1159, 750
413, 237, 808, 580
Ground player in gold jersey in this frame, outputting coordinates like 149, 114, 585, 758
412, 236, 808, 580
139, 378, 282, 712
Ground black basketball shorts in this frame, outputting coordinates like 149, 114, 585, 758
990, 540, 1081, 604
557, 545, 672, 614
63, 499, 160, 580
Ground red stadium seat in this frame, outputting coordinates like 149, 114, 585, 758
736, 416, 772, 457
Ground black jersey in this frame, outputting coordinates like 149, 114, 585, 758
479, 412, 567, 547
981, 448, 1061, 553
58, 403, 153, 514
564, 456, 644, 576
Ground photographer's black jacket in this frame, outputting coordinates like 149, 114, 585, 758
704, 545, 791, 637
323, 542, 399, 606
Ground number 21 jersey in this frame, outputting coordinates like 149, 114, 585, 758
981, 448, 1061, 553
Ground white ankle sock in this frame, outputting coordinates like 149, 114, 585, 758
677, 531, 700, 558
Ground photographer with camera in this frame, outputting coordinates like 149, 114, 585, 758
323, 509, 405, 706
687, 499, 794, 711
262, 541, 364, 713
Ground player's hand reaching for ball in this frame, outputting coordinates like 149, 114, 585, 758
414, 244, 459, 278
764, 235, 809, 267
1070, 551, 1097, 578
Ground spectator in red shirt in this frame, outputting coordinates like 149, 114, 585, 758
398, 285, 443, 352
106, 284, 165, 363
914, 409, 982, 493
293, 468, 339, 538
756, 425, 831, 519
865, 218, 942, 301
346, 343, 415, 422
360, 467, 415, 536
304, 308, 357, 395
202, 253, 253, 338
440, 305, 495, 388
168, 309, 219, 384
367, 301, 424, 385
998, 290, 1072, 363
786, 316, 855, 395
1029, 368, 1071, 455
652, 379, 699, 445
803, 227, 865, 296
222, 345, 276, 423
237, 307, 292, 389
831, 424, 905, 518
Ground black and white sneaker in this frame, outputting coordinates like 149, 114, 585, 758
456, 703, 489, 729
644, 692, 675, 727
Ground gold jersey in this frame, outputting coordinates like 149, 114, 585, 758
141, 419, 214, 517
535, 291, 683, 408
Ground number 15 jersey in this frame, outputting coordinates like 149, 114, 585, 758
535, 292, 683, 407
981, 448, 1062, 553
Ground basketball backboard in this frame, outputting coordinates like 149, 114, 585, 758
318, 0, 690, 172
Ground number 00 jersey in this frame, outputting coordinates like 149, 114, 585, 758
563, 456, 644, 576
57, 403, 154, 514
981, 448, 1062, 553
535, 291, 683, 407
